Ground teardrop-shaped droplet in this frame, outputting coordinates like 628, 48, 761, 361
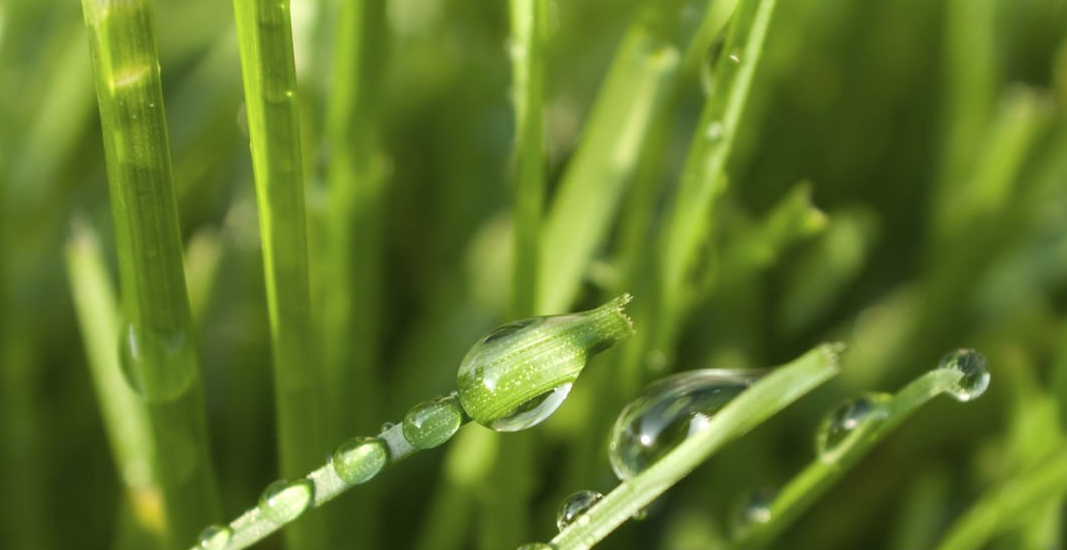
938, 349, 989, 402
516, 543, 557, 550
402, 394, 464, 449
557, 490, 603, 530
258, 478, 314, 523
457, 295, 633, 432
118, 322, 196, 402
609, 370, 757, 480
730, 487, 776, 535
815, 393, 890, 460
197, 524, 232, 550
332, 437, 388, 485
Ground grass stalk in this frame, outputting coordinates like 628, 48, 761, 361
65, 220, 165, 546
728, 368, 969, 549
80, 0, 221, 545
549, 344, 842, 550
230, 1, 325, 547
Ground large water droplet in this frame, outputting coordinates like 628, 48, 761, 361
258, 478, 314, 523
118, 322, 196, 401
332, 437, 388, 485
402, 394, 464, 449
815, 393, 890, 460
197, 524, 232, 550
557, 490, 603, 530
609, 370, 757, 480
730, 487, 776, 535
938, 349, 989, 402
516, 543, 557, 550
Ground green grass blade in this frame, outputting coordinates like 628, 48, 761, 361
80, 0, 220, 545
65, 219, 165, 547
728, 368, 969, 549
230, 1, 326, 547
549, 344, 842, 550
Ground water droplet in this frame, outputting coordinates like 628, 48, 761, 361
609, 370, 757, 480
815, 393, 890, 460
118, 322, 196, 402
380, 422, 396, 433
258, 478, 314, 523
631, 508, 648, 521
457, 295, 634, 431
557, 490, 602, 530
332, 437, 388, 485
402, 394, 464, 449
938, 349, 989, 402
197, 524, 232, 550
730, 487, 776, 535
705, 121, 724, 142
516, 543, 556, 550
729, 50, 741, 63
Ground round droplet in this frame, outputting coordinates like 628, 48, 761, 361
332, 437, 388, 485
938, 349, 989, 402
705, 121, 724, 142
730, 487, 776, 535
557, 490, 603, 530
516, 543, 556, 550
258, 478, 314, 523
402, 394, 464, 449
609, 370, 757, 480
118, 322, 196, 402
456, 296, 633, 432
815, 393, 891, 459
197, 524, 232, 550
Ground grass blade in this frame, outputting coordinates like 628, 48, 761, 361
80, 0, 220, 544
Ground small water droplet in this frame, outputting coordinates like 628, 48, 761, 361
728, 50, 741, 64
631, 508, 648, 521
557, 490, 603, 530
938, 349, 989, 402
118, 322, 196, 402
402, 394, 464, 449
380, 422, 396, 433
332, 437, 388, 485
730, 487, 776, 535
258, 478, 314, 523
516, 543, 556, 550
197, 524, 232, 550
705, 121, 724, 142
609, 370, 757, 480
815, 393, 890, 460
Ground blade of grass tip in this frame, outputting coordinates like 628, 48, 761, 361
477, 0, 550, 548
80, 0, 221, 545
729, 367, 969, 549
536, 0, 685, 314
933, 442, 1067, 550
230, 1, 327, 548
320, 0, 388, 545
548, 344, 841, 550
65, 219, 166, 548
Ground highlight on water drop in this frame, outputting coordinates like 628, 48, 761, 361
815, 393, 890, 460
937, 348, 989, 402
258, 478, 314, 524
609, 370, 758, 480
557, 490, 603, 530
331, 437, 388, 485
197, 524, 232, 550
730, 487, 776, 535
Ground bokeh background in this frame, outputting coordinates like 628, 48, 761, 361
2, 0, 1067, 549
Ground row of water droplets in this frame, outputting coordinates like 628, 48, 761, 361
515, 348, 989, 548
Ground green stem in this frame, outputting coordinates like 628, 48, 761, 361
550, 344, 842, 550
80, 0, 220, 544
729, 368, 966, 549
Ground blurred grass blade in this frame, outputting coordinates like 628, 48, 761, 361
231, 0, 326, 548
65, 219, 165, 548
551, 344, 842, 550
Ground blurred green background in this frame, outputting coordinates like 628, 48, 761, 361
2, 0, 1067, 549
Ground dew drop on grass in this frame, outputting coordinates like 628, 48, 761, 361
258, 478, 314, 523
118, 322, 196, 402
705, 121, 724, 142
197, 524, 232, 550
516, 543, 557, 550
609, 370, 757, 480
815, 393, 890, 459
402, 394, 464, 449
730, 487, 776, 534
380, 422, 396, 432
332, 437, 388, 485
938, 348, 989, 402
556, 490, 603, 530
729, 50, 741, 63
